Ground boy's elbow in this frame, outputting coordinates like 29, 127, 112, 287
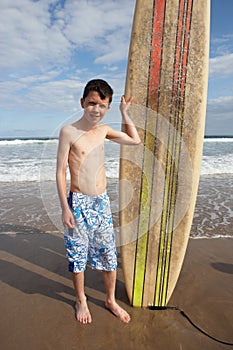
134, 137, 141, 145
56, 167, 66, 180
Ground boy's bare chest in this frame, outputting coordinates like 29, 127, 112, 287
70, 129, 105, 160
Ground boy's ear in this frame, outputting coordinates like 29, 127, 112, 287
80, 98, 84, 108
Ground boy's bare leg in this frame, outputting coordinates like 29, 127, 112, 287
72, 272, 92, 324
102, 270, 131, 323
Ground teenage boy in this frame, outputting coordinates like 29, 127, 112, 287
56, 79, 140, 324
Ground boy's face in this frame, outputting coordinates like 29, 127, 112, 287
81, 91, 110, 125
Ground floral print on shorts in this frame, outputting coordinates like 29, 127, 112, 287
64, 191, 117, 273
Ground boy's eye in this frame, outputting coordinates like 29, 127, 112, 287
99, 104, 108, 109
88, 102, 108, 109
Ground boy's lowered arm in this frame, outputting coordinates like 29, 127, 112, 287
56, 127, 75, 228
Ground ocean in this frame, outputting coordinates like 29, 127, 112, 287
0, 137, 233, 240
1, 137, 233, 182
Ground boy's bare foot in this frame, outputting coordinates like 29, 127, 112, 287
105, 300, 131, 323
75, 300, 92, 324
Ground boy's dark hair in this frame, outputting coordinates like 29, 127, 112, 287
83, 79, 114, 104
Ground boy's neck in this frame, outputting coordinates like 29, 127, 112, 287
75, 115, 99, 131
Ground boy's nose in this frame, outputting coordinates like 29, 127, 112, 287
92, 104, 100, 113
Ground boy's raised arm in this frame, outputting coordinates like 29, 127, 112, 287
106, 96, 141, 145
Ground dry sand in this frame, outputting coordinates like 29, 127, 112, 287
0, 232, 232, 350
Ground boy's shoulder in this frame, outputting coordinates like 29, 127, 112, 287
59, 123, 83, 144
62, 120, 95, 133
60, 123, 76, 134
59, 123, 75, 137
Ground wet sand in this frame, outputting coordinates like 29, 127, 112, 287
0, 178, 233, 349
0, 232, 232, 350
0, 232, 233, 350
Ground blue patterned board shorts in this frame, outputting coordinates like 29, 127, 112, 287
64, 191, 117, 273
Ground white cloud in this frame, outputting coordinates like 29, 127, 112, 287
61, 0, 133, 44
212, 34, 233, 45
0, 76, 84, 112
207, 95, 233, 119
0, 0, 134, 116
59, 0, 134, 66
0, 0, 72, 73
206, 95, 233, 135
209, 53, 233, 77
0, 0, 134, 75
25, 78, 84, 111
2, 0, 231, 137
18, 70, 62, 84
207, 31, 233, 134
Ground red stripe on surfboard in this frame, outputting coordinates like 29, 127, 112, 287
179, 0, 192, 102
148, 0, 166, 109
172, 0, 192, 110
173, 0, 186, 97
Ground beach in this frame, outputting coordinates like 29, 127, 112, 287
0, 175, 233, 350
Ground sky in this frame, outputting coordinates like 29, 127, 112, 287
0, 0, 232, 138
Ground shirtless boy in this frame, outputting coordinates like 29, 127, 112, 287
56, 79, 140, 324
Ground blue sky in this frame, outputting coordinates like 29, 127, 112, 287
0, 0, 232, 138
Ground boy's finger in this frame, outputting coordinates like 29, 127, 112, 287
121, 95, 133, 104
70, 216, 75, 228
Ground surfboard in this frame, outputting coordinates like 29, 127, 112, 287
119, 0, 210, 307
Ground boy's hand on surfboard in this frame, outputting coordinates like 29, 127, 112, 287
119, 95, 141, 144
120, 95, 133, 115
